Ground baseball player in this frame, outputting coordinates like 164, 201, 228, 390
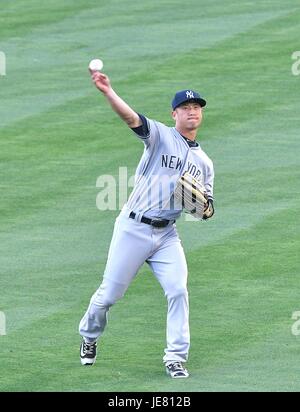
79, 69, 215, 378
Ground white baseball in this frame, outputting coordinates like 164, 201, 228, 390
89, 59, 103, 71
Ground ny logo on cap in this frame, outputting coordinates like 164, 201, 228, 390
186, 90, 194, 99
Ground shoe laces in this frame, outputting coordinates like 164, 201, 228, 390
83, 341, 96, 355
170, 361, 184, 371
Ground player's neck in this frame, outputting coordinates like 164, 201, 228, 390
175, 127, 197, 141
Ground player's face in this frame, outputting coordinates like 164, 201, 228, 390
172, 102, 203, 131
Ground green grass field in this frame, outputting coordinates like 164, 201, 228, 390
1, 0, 299, 392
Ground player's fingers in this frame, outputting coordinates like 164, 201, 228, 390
98, 73, 107, 81
88, 68, 100, 76
92, 71, 105, 79
91, 73, 102, 84
88, 68, 102, 80
90, 70, 98, 78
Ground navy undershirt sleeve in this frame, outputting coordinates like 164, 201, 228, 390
131, 113, 149, 137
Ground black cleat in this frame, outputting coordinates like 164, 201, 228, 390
166, 361, 189, 378
80, 340, 97, 366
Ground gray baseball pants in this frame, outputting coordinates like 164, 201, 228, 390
79, 207, 189, 364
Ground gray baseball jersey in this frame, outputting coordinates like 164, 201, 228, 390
126, 115, 214, 220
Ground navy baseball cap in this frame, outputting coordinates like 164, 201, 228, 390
172, 89, 206, 110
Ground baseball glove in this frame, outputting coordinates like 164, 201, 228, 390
174, 172, 214, 220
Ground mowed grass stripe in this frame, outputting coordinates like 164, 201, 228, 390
0, 0, 100, 41
1, 3, 294, 128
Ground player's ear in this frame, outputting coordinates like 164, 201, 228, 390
171, 110, 177, 121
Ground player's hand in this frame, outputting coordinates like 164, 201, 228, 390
89, 70, 111, 95
202, 199, 214, 220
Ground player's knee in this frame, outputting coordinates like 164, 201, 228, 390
94, 290, 120, 307
92, 280, 126, 307
165, 286, 188, 301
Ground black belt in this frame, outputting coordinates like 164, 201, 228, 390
129, 212, 174, 228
